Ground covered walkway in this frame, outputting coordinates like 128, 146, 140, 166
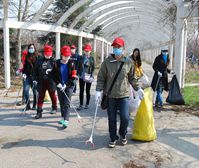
1, 0, 199, 88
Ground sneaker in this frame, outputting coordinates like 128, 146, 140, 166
120, 135, 128, 145
84, 104, 89, 109
50, 109, 57, 114
108, 140, 117, 148
62, 120, 69, 128
77, 105, 83, 111
31, 105, 36, 110
23, 105, 31, 112
58, 119, 64, 125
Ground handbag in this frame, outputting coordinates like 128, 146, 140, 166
83, 72, 94, 83
101, 62, 124, 110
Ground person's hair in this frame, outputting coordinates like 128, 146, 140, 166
131, 48, 142, 67
26, 43, 37, 62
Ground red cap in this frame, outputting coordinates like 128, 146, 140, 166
71, 45, 76, 49
61, 45, 71, 57
44, 45, 53, 57
83, 44, 92, 52
111, 37, 125, 47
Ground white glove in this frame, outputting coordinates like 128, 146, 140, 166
22, 74, 27, 80
137, 88, 144, 100
158, 71, 162, 77
95, 91, 102, 103
46, 69, 52, 74
33, 80, 37, 87
16, 70, 20, 76
62, 84, 66, 91
170, 70, 175, 75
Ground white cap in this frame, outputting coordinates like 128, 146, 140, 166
161, 46, 168, 51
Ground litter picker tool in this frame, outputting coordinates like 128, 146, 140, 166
85, 99, 99, 149
62, 90, 81, 122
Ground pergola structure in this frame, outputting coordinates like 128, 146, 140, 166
1, 0, 198, 88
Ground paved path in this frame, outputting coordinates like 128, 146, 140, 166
0, 62, 199, 168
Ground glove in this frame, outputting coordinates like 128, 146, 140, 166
95, 91, 102, 103
16, 70, 20, 76
170, 70, 175, 75
158, 71, 162, 77
33, 80, 37, 87
46, 69, 52, 74
62, 84, 66, 91
22, 74, 27, 80
137, 88, 144, 100
57, 83, 63, 90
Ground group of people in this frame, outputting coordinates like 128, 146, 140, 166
17, 43, 95, 128
16, 37, 172, 148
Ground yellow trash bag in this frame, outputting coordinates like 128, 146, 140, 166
132, 87, 157, 141
44, 92, 51, 102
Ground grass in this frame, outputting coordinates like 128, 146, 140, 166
183, 86, 199, 107
185, 68, 199, 83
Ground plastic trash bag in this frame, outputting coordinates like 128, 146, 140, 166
132, 87, 157, 141
137, 73, 150, 89
166, 75, 185, 105
129, 86, 141, 114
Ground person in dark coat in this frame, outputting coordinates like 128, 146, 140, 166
53, 45, 77, 128
151, 46, 174, 108
70, 45, 80, 93
33, 45, 57, 119
22, 44, 38, 111
77, 43, 95, 110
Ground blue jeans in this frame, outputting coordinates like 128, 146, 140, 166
24, 77, 37, 106
57, 87, 73, 121
156, 85, 163, 106
107, 97, 129, 141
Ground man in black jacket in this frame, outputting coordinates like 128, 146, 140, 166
33, 45, 57, 119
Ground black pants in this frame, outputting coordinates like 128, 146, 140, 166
57, 87, 72, 121
79, 78, 92, 106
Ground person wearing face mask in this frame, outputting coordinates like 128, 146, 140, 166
77, 43, 95, 110
33, 45, 57, 119
70, 45, 80, 93
53, 45, 77, 128
22, 44, 38, 111
151, 46, 174, 108
95, 37, 144, 148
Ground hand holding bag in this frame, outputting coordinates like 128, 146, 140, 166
83, 72, 94, 83
101, 62, 124, 110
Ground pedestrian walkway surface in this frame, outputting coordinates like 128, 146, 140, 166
0, 62, 199, 168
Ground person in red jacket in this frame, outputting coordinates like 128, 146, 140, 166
33, 45, 57, 119
53, 45, 77, 128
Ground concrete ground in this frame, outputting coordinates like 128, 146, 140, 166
0, 62, 199, 168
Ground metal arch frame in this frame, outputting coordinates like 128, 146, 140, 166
57, 0, 92, 25
84, 8, 163, 32
103, 21, 171, 39
107, 26, 167, 45
69, 0, 167, 29
31, 0, 54, 22
81, 7, 164, 31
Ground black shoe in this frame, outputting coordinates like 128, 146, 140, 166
77, 105, 83, 111
84, 104, 89, 109
23, 105, 31, 112
31, 106, 36, 110
120, 135, 128, 145
108, 140, 117, 148
35, 108, 42, 119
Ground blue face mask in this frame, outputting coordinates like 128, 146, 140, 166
113, 48, 123, 56
28, 48, 35, 54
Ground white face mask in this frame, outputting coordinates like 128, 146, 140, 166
71, 49, 76, 54
62, 56, 70, 63
44, 55, 51, 59
84, 51, 90, 56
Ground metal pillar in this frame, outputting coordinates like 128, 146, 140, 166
56, 32, 60, 59
78, 36, 83, 55
101, 40, 104, 63
93, 37, 97, 53
174, 5, 187, 88
169, 44, 174, 69
3, 0, 10, 88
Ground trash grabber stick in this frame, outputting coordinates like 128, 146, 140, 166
153, 75, 161, 105
14, 86, 22, 109
85, 99, 99, 149
62, 90, 81, 122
